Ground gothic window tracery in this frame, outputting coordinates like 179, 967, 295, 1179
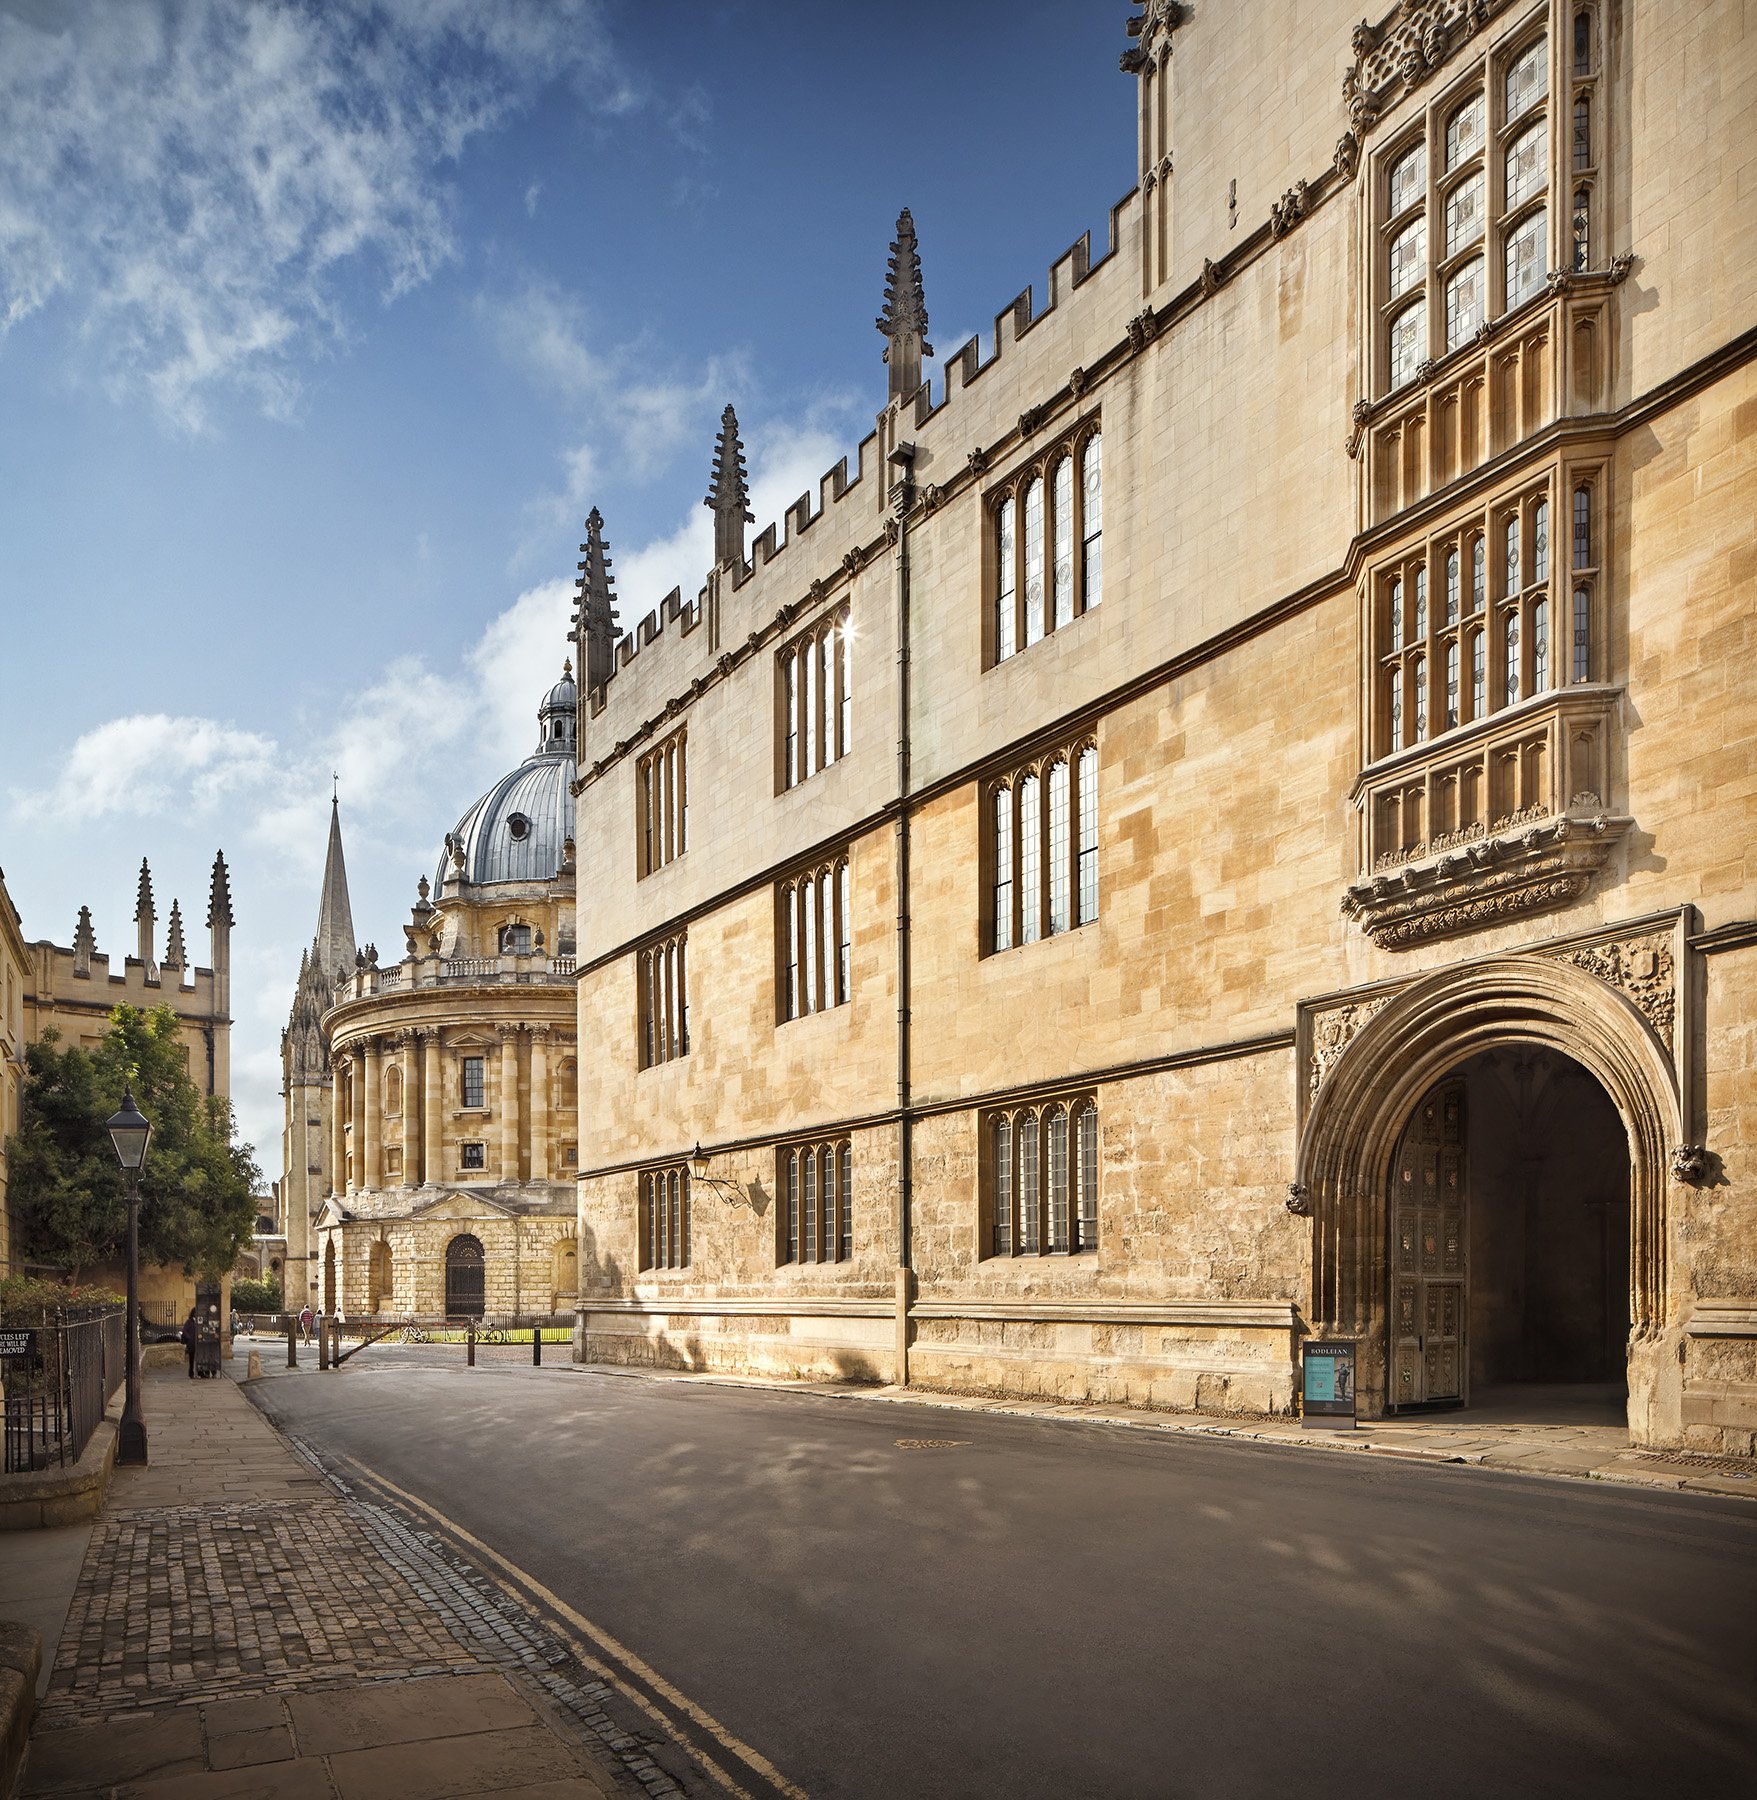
639, 1166, 690, 1270
988, 423, 1102, 664
637, 729, 687, 877
984, 736, 1099, 955
984, 1097, 1098, 1258
638, 932, 689, 1068
779, 855, 851, 1021
778, 1138, 853, 1265
779, 605, 852, 790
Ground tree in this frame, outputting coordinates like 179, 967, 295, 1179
7, 1005, 261, 1283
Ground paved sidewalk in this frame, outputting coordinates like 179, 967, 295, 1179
558, 1364, 1757, 1501
16, 1362, 659, 1800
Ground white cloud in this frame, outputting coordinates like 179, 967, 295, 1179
524, 180, 541, 218
12, 713, 278, 821
0, 0, 624, 429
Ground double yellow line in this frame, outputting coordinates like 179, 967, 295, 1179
334, 1452, 809, 1800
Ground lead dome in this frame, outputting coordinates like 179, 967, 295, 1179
437, 662, 577, 891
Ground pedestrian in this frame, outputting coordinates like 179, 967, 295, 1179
298, 1302, 314, 1346
179, 1309, 198, 1380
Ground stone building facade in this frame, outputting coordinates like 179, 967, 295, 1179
300, 667, 583, 1321
567, 0, 1755, 1452
2, 851, 236, 1314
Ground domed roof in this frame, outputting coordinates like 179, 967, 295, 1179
437, 663, 577, 890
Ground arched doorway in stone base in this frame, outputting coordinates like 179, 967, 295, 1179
445, 1233, 485, 1319
1297, 956, 1681, 1447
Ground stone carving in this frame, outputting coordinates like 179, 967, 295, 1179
1342, 814, 1629, 948
1546, 268, 1575, 298
1270, 180, 1310, 237
1120, 0, 1185, 74
1286, 1182, 1313, 1217
1069, 366, 1089, 396
967, 446, 989, 478
1309, 995, 1392, 1099
1334, 132, 1360, 179
1018, 405, 1044, 438
1553, 933, 1675, 1046
883, 516, 901, 546
1670, 1144, 1710, 1186
1199, 258, 1223, 297
843, 546, 865, 576
1609, 251, 1635, 284
1127, 309, 1159, 351
1342, 0, 1508, 137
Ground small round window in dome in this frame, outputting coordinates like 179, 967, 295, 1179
507, 813, 530, 840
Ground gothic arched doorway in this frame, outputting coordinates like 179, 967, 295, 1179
1297, 954, 1680, 1442
445, 1234, 485, 1319
1388, 1051, 1630, 1413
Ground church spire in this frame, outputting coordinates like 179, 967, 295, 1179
877, 207, 932, 402
704, 404, 752, 570
312, 798, 356, 987
575, 506, 619, 694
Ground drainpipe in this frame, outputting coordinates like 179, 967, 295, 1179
889, 439, 916, 1387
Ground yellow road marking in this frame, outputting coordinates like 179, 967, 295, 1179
335, 1453, 809, 1800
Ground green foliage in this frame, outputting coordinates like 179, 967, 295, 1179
7, 1006, 262, 1283
231, 1275, 282, 1313
0, 1273, 125, 1322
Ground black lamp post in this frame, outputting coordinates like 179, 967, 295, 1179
105, 1086, 152, 1466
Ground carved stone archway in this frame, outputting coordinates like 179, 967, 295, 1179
1296, 956, 1682, 1443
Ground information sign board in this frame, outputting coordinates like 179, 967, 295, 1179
1301, 1340, 1357, 1427
0, 1328, 38, 1359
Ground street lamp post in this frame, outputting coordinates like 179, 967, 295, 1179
105, 1086, 152, 1466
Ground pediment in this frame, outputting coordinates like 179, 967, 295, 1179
315, 1197, 352, 1228
409, 1187, 521, 1220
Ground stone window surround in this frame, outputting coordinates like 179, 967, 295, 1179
984, 416, 1102, 668
1372, 12, 1566, 399
638, 1164, 691, 1271
777, 602, 853, 793
636, 727, 688, 880
778, 854, 852, 1024
776, 1137, 853, 1266
637, 931, 690, 1071
981, 1092, 1100, 1261
983, 734, 1100, 956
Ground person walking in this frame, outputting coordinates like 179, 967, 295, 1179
298, 1302, 314, 1346
179, 1309, 199, 1380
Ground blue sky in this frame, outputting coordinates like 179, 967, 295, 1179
0, 0, 1135, 1174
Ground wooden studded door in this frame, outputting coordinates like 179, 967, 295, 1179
1389, 1079, 1467, 1409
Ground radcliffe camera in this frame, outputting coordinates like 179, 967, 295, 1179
0, 4, 1753, 1799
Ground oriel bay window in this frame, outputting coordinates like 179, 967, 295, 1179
989, 424, 1101, 664
639, 1165, 690, 1270
637, 932, 689, 1069
637, 729, 687, 877
780, 606, 852, 790
1376, 472, 1603, 763
986, 739, 1098, 953
986, 1098, 1098, 1258
1366, 462, 1606, 867
778, 1139, 853, 1265
1376, 23, 1561, 395
779, 856, 851, 1022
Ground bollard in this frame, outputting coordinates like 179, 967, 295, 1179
328, 1320, 341, 1369
318, 1322, 329, 1371
247, 1349, 263, 1381
286, 1317, 298, 1369
533, 1323, 542, 1367
467, 1324, 476, 1368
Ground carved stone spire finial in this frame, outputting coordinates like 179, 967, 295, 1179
704, 405, 753, 569
134, 857, 156, 967
207, 850, 235, 930
877, 208, 932, 402
72, 905, 96, 976
575, 506, 620, 693
164, 899, 187, 969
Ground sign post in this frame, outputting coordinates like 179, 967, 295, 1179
1301, 1340, 1357, 1428
0, 1328, 38, 1360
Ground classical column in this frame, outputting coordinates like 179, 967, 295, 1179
329, 1060, 347, 1196
422, 1029, 443, 1187
399, 1031, 419, 1187
362, 1037, 382, 1191
528, 1026, 551, 1183
498, 1025, 521, 1184
349, 1046, 366, 1193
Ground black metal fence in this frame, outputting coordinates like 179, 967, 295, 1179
1, 1308, 128, 1474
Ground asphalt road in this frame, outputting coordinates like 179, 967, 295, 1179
252, 1355, 1757, 1800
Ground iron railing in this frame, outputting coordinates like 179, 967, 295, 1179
1, 1308, 127, 1474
